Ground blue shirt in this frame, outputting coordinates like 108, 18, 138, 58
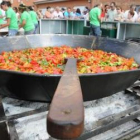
76, 13, 81, 17
64, 11, 74, 17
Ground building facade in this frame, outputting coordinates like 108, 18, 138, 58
35, 0, 140, 10
8, 0, 140, 10
10, 0, 35, 7
34, 0, 90, 9
91, 0, 140, 10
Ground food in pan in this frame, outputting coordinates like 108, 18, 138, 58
0, 46, 139, 74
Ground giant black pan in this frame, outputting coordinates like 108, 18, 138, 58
0, 34, 140, 102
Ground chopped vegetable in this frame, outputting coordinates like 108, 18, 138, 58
0, 46, 139, 74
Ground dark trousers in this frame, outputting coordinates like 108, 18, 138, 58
34, 23, 38, 34
90, 24, 101, 37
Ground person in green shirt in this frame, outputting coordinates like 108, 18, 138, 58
28, 6, 38, 34
18, 4, 35, 35
0, 1, 18, 36
89, 3, 103, 37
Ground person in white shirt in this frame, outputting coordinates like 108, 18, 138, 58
124, 5, 138, 22
137, 8, 140, 17
1, 8, 5, 16
37, 9, 43, 19
53, 7, 63, 19
125, 11, 135, 22
136, 9, 140, 22
83, 7, 90, 20
72, 8, 77, 18
106, 2, 117, 21
0, 6, 5, 20
114, 6, 124, 22
50, 8, 55, 19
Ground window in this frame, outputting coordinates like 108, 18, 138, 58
136, 5, 140, 13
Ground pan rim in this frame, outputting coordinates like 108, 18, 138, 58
0, 68, 139, 77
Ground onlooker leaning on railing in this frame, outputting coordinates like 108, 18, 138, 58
106, 2, 117, 21
124, 5, 138, 22
114, 6, 124, 22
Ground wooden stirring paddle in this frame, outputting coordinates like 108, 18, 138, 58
47, 58, 84, 139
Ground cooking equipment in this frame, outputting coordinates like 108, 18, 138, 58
0, 35, 140, 102
47, 58, 84, 139
1, 84, 140, 140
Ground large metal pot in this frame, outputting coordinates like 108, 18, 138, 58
0, 34, 140, 102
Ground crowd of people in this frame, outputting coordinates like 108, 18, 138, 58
0, 0, 140, 37
100, 2, 140, 22
89, 2, 140, 37
37, 3, 140, 23
37, 6, 90, 20
0, 1, 90, 36
0, 1, 38, 36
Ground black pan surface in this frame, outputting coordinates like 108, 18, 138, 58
0, 35, 140, 102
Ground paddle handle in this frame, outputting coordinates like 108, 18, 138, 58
47, 58, 84, 139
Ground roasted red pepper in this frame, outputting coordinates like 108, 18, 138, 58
0, 46, 139, 74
